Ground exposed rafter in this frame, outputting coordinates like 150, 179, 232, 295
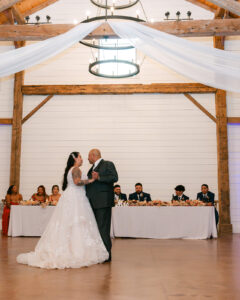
186, 0, 219, 12
11, 4, 25, 24
206, 0, 240, 17
186, 0, 239, 18
0, 0, 21, 13
0, 0, 59, 24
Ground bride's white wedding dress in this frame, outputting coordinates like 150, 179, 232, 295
16, 168, 109, 269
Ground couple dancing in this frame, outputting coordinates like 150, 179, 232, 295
17, 149, 118, 269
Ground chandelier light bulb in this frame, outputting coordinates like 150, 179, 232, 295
136, 10, 140, 18
150, 18, 154, 23
73, 19, 78, 24
86, 10, 91, 19
110, 6, 115, 15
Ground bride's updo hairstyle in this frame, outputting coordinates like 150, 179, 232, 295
62, 151, 79, 191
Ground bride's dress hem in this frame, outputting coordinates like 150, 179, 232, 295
16, 168, 109, 269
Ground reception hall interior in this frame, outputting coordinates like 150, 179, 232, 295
1, 0, 240, 299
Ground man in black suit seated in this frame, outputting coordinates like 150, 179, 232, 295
197, 184, 219, 225
129, 183, 151, 202
172, 185, 189, 201
114, 185, 127, 201
197, 184, 214, 204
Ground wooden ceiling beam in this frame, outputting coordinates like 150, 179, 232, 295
0, 0, 59, 24
227, 117, 240, 123
11, 4, 25, 24
186, 0, 239, 18
2, 18, 240, 41
206, 0, 240, 17
0, 0, 21, 13
186, 0, 218, 12
0, 118, 13, 124
22, 84, 217, 95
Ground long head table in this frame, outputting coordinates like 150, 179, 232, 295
112, 206, 217, 239
8, 205, 217, 239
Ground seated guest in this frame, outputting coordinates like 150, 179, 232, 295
2, 185, 22, 236
31, 185, 48, 203
197, 184, 214, 204
114, 185, 127, 201
48, 185, 61, 205
129, 183, 151, 202
197, 184, 219, 225
172, 185, 189, 201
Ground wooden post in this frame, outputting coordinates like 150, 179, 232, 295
213, 34, 232, 233
215, 90, 232, 233
10, 69, 24, 189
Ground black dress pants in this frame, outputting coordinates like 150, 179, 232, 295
93, 207, 112, 255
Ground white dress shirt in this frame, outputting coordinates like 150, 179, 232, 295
93, 158, 103, 170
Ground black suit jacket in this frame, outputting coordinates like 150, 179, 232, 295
129, 192, 151, 202
197, 191, 215, 204
172, 194, 189, 201
86, 159, 118, 209
115, 193, 127, 201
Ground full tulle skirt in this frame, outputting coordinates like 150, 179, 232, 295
17, 185, 108, 269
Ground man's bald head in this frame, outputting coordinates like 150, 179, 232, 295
88, 149, 101, 164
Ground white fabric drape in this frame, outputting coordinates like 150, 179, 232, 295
1, 20, 240, 92
0, 22, 101, 77
110, 21, 240, 93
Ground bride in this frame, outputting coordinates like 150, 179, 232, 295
17, 152, 109, 269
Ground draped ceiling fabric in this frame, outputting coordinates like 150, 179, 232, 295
0, 22, 100, 77
0, 21, 240, 92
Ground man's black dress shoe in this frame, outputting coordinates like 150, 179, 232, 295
104, 253, 111, 263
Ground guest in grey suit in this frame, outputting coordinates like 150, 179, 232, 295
86, 149, 118, 262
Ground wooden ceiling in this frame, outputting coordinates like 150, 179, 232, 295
186, 0, 240, 18
0, 0, 239, 29
0, 0, 59, 24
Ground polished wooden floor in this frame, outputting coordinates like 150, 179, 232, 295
1, 235, 240, 300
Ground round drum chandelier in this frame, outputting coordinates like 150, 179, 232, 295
80, 0, 146, 78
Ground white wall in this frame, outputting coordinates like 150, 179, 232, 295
0, 0, 240, 231
225, 37, 240, 233
0, 43, 14, 199
21, 93, 217, 201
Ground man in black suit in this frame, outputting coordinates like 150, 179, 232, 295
197, 184, 218, 225
129, 183, 151, 202
172, 185, 189, 201
114, 185, 127, 201
86, 149, 118, 262
197, 184, 215, 204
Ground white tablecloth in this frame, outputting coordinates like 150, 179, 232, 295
112, 206, 217, 239
8, 206, 55, 237
8, 205, 217, 239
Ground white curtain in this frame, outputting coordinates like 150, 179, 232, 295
0, 22, 101, 77
1, 20, 240, 93
110, 21, 240, 93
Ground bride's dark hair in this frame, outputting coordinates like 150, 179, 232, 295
62, 152, 79, 191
